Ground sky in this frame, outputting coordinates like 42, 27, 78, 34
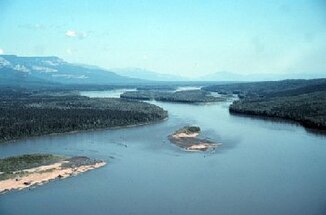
0, 0, 325, 78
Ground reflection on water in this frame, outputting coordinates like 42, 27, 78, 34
0, 90, 325, 215
175, 86, 201, 91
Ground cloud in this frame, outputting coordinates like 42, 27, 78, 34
65, 30, 87, 39
66, 30, 77, 37
0, 48, 4, 54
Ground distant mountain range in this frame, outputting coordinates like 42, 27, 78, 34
0, 55, 143, 87
199, 71, 326, 82
1, 55, 324, 88
110, 68, 188, 82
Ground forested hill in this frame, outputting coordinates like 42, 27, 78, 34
203, 79, 326, 130
0, 89, 168, 143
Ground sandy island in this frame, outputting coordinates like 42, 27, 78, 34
169, 126, 221, 152
0, 155, 106, 194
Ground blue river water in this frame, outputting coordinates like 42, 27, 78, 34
0, 90, 325, 215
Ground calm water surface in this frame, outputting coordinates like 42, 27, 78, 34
0, 90, 325, 215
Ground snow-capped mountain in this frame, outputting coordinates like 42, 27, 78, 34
0, 55, 142, 87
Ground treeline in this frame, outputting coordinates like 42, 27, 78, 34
0, 89, 168, 142
229, 91, 326, 130
203, 79, 326, 130
121, 90, 227, 103
203, 79, 326, 98
0, 154, 62, 174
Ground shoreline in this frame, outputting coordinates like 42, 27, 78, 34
0, 116, 168, 145
0, 156, 106, 194
168, 126, 220, 152
229, 108, 326, 132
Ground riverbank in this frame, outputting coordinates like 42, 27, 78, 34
229, 91, 326, 131
1, 115, 168, 145
203, 79, 326, 131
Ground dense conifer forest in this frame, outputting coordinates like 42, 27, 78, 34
0, 89, 168, 142
121, 90, 227, 103
204, 79, 326, 130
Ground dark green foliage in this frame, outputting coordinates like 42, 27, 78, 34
203, 79, 326, 130
0, 89, 168, 142
120, 90, 159, 100
176, 126, 201, 134
0, 154, 63, 173
229, 90, 326, 130
203, 79, 326, 98
186, 126, 201, 133
121, 90, 227, 103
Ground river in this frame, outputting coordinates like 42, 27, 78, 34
0, 90, 325, 215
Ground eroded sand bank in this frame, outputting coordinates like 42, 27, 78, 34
169, 126, 221, 152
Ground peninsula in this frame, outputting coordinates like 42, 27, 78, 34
0, 89, 168, 143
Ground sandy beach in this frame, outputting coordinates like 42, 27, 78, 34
169, 126, 221, 152
0, 158, 106, 194
172, 132, 200, 139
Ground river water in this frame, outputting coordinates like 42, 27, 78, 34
0, 90, 325, 215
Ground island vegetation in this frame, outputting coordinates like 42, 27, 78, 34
0, 89, 168, 143
168, 126, 220, 151
121, 90, 228, 103
0, 153, 106, 194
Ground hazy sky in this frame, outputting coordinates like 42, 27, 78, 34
0, 0, 325, 77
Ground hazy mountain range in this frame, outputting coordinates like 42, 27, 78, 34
112, 69, 325, 82
0, 55, 142, 87
199, 71, 326, 82
110, 68, 188, 82
1, 55, 325, 88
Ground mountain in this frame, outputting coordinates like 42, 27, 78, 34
111, 68, 188, 82
0, 55, 143, 87
200, 71, 326, 82
199, 71, 247, 81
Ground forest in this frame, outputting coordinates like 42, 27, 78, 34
204, 79, 326, 130
202, 79, 326, 97
0, 89, 168, 143
229, 91, 326, 130
121, 90, 227, 103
